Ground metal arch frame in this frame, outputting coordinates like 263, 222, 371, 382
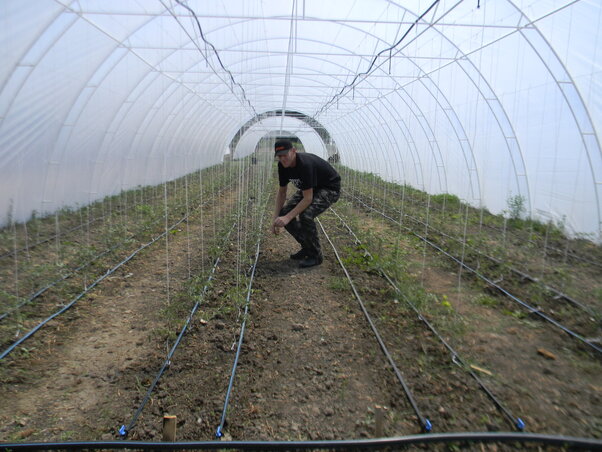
0, 8, 80, 214
506, 0, 602, 239
1, 5, 483, 205
266, 2, 521, 209
42, 48, 131, 207
134, 87, 231, 187
338, 92, 422, 191
217, 62, 425, 189
0, 3, 75, 125
207, 16, 509, 204
308, 2, 526, 207
0, 9, 464, 207
89, 70, 163, 196
314, 79, 420, 194
231, 117, 323, 158
332, 0, 597, 229
325, 83, 448, 194
11, 3, 176, 208
228, 110, 339, 157
209, 57, 419, 179
176, 12, 516, 209
52, 1, 250, 197
23, 3, 227, 206
1, 0, 597, 236
214, 44, 445, 193
164, 0, 258, 118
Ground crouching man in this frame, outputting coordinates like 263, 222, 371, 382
272, 139, 341, 268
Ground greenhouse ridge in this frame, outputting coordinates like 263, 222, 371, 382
0, 0, 601, 240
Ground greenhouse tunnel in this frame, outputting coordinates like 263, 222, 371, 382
0, 0, 601, 450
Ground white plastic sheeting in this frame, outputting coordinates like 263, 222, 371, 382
0, 0, 600, 240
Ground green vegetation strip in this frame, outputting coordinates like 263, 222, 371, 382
345, 191, 602, 355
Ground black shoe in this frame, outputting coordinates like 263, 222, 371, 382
299, 255, 323, 268
290, 249, 307, 260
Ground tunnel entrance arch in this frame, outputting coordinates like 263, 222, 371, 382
229, 110, 339, 162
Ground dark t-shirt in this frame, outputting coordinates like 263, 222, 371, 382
278, 153, 341, 191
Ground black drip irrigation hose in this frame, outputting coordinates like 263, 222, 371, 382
1, 432, 601, 450
120, 197, 251, 437
350, 187, 597, 318
503, 263, 597, 317
346, 192, 602, 356
317, 218, 432, 433
0, 212, 191, 362
0, 242, 122, 322
329, 208, 525, 431
362, 185, 602, 269
120, 246, 225, 438
399, 208, 598, 318
0, 213, 108, 261
0, 184, 227, 323
215, 226, 263, 438
0, 182, 237, 361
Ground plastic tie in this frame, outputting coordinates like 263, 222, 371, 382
119, 425, 128, 437
215, 426, 223, 438
516, 418, 525, 431
424, 418, 432, 432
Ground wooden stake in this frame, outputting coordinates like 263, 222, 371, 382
162, 415, 177, 442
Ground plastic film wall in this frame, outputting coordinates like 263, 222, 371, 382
0, 0, 601, 240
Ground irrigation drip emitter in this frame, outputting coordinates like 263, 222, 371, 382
215, 226, 263, 438
120, 250, 224, 438
0, 210, 192, 362
316, 218, 432, 433
346, 191, 602, 356
329, 207, 525, 431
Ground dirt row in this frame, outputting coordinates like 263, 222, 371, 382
0, 188, 237, 442
321, 203, 601, 439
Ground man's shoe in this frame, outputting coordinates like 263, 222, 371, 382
290, 249, 307, 260
299, 255, 323, 268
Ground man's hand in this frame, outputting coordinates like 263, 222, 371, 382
272, 215, 290, 234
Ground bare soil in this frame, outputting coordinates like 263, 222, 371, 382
0, 189, 600, 450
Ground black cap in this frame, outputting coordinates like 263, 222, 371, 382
274, 139, 293, 156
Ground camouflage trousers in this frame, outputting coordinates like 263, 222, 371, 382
280, 188, 340, 258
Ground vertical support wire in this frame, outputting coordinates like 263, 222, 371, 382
199, 168, 205, 276
421, 195, 431, 287
185, 172, 191, 279
163, 175, 171, 306
458, 200, 470, 297
12, 216, 19, 301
